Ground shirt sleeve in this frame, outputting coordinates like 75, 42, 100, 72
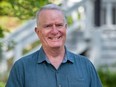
5, 61, 24, 87
88, 61, 103, 87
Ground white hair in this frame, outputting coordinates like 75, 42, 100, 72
36, 4, 67, 27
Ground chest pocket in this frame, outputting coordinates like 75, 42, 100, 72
68, 75, 85, 87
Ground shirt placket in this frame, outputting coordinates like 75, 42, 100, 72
55, 70, 62, 87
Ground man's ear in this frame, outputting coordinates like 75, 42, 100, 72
65, 24, 67, 29
35, 27, 39, 33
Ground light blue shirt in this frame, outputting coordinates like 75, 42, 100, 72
6, 47, 102, 87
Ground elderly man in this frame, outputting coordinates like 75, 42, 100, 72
6, 4, 102, 87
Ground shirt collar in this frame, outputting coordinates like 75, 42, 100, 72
37, 46, 74, 64
37, 47, 48, 63
65, 47, 74, 63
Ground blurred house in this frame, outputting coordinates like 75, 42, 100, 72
0, 0, 116, 77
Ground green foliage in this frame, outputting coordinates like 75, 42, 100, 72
0, 26, 4, 38
0, 0, 51, 38
67, 16, 73, 26
0, 26, 10, 38
0, 82, 5, 87
0, 0, 50, 19
98, 67, 116, 87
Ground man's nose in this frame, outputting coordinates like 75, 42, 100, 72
51, 25, 58, 34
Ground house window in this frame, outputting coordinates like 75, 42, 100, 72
101, 6, 106, 25
112, 3, 116, 24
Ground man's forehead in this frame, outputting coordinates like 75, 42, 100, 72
41, 9, 62, 15
39, 10, 64, 21
37, 9, 66, 26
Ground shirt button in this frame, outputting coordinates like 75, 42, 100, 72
58, 84, 61, 87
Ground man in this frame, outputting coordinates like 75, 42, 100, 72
6, 4, 102, 87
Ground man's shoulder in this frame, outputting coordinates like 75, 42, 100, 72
68, 51, 94, 69
68, 50, 91, 63
14, 50, 40, 66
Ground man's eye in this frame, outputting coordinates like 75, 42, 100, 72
56, 24, 63, 27
44, 25, 52, 28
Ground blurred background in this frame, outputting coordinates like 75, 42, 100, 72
0, 0, 116, 87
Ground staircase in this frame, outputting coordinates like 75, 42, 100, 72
100, 27, 116, 67
90, 26, 116, 71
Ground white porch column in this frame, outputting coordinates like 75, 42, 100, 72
84, 0, 94, 39
106, 2, 112, 26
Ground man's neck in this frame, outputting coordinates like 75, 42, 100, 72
43, 46, 65, 69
